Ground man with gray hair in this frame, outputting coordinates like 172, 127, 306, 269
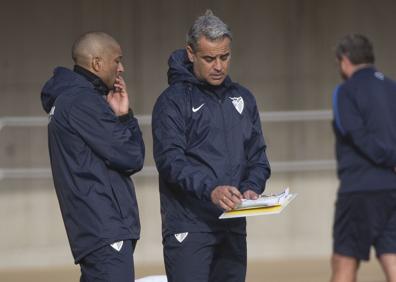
152, 10, 271, 281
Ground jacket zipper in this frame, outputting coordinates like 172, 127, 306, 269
218, 97, 233, 184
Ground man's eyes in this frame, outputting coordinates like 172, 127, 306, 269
203, 55, 229, 62
204, 57, 215, 63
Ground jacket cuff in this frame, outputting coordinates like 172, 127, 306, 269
118, 108, 134, 123
202, 181, 218, 202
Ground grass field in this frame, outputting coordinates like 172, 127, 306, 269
0, 258, 385, 282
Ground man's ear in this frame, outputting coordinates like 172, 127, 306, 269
186, 45, 195, 63
91, 56, 102, 72
341, 55, 352, 67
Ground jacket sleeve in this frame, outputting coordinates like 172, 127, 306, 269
152, 94, 217, 201
69, 94, 145, 175
333, 85, 396, 167
239, 99, 271, 195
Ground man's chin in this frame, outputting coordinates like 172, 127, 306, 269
207, 78, 225, 86
107, 80, 116, 90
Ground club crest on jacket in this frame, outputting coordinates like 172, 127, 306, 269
229, 97, 244, 114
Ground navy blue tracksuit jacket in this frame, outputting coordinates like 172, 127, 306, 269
152, 49, 271, 237
41, 67, 145, 263
333, 67, 396, 193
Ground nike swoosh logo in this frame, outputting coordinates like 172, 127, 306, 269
192, 103, 205, 112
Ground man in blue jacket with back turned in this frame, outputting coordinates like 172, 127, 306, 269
41, 32, 145, 281
331, 34, 396, 282
152, 10, 271, 282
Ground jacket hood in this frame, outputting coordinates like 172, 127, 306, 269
41, 67, 91, 113
167, 49, 233, 87
167, 49, 199, 85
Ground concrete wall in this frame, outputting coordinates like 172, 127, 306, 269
1, 0, 396, 269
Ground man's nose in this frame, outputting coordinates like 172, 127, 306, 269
118, 62, 124, 73
213, 59, 222, 72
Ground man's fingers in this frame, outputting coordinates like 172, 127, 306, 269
220, 190, 241, 210
211, 185, 243, 210
229, 187, 243, 199
219, 198, 233, 211
231, 194, 242, 205
115, 76, 127, 91
243, 191, 251, 200
116, 75, 125, 84
224, 189, 242, 206
221, 195, 237, 210
220, 203, 231, 212
106, 92, 113, 102
113, 83, 124, 92
244, 190, 259, 200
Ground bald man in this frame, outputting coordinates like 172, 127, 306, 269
41, 32, 145, 281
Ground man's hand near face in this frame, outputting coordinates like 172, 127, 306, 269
106, 76, 129, 116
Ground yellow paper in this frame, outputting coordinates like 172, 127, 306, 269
219, 193, 297, 219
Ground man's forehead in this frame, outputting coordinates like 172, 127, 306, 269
106, 43, 122, 58
196, 36, 231, 56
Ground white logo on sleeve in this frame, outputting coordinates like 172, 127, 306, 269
174, 232, 189, 243
48, 106, 56, 122
110, 240, 124, 252
229, 97, 244, 114
192, 104, 205, 112
374, 72, 384, 80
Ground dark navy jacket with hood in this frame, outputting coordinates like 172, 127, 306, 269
152, 49, 271, 237
333, 67, 396, 193
41, 66, 145, 263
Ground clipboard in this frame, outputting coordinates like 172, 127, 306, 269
219, 193, 297, 219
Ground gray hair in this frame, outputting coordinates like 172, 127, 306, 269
186, 10, 232, 51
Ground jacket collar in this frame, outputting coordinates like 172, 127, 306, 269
351, 65, 376, 78
73, 65, 110, 96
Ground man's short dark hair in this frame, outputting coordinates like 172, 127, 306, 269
335, 34, 375, 65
